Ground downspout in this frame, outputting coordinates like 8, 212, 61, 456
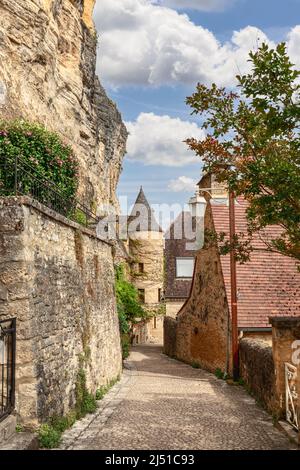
225, 305, 230, 378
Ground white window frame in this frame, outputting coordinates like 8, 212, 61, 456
175, 257, 194, 279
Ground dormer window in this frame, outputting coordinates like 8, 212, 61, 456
176, 258, 194, 279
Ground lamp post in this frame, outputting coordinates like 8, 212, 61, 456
229, 190, 239, 381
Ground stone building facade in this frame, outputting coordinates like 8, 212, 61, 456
127, 187, 165, 344
164, 174, 300, 375
164, 212, 195, 318
0, 197, 122, 428
0, 0, 127, 209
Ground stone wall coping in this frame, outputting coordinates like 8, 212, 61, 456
240, 337, 273, 350
0, 196, 113, 247
164, 316, 178, 323
269, 316, 300, 328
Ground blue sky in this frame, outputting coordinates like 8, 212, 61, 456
93, 0, 300, 213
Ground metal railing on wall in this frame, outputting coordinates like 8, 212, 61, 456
285, 362, 299, 431
0, 319, 16, 422
0, 155, 99, 228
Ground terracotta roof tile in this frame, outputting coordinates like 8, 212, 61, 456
211, 198, 300, 328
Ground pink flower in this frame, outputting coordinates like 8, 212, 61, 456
29, 156, 39, 165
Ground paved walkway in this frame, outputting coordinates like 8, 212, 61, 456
60, 345, 296, 450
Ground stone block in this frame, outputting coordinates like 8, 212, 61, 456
0, 415, 17, 445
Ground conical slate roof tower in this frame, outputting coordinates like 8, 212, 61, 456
128, 187, 163, 233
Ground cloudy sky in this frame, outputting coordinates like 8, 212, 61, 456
93, 0, 300, 213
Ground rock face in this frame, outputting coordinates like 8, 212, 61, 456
0, 0, 127, 209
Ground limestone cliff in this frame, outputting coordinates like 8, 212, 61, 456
0, 0, 127, 209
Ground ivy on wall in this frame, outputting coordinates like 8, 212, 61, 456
115, 263, 149, 358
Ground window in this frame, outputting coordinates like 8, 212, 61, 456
153, 317, 157, 329
138, 288, 145, 303
138, 263, 144, 273
176, 258, 194, 278
158, 288, 162, 302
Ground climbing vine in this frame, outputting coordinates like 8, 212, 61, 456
115, 263, 149, 358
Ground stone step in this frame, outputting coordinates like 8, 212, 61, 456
0, 415, 38, 450
0, 415, 16, 445
0, 431, 38, 450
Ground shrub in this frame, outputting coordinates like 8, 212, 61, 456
38, 424, 61, 449
15, 424, 23, 433
0, 119, 78, 206
191, 361, 200, 369
95, 386, 107, 401
215, 368, 223, 379
50, 412, 76, 434
215, 368, 228, 380
115, 264, 146, 324
72, 208, 87, 226
121, 334, 130, 359
115, 264, 150, 359
96, 376, 120, 400
75, 368, 97, 419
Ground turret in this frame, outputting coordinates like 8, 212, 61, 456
128, 187, 165, 343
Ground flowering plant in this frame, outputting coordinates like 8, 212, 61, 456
0, 120, 78, 200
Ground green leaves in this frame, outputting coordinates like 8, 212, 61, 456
115, 263, 147, 326
186, 42, 300, 263
0, 119, 78, 201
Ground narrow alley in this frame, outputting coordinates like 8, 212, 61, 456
59, 345, 296, 450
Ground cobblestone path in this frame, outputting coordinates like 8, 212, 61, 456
60, 345, 296, 450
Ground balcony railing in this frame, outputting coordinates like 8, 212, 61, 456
0, 155, 99, 227
0, 319, 16, 422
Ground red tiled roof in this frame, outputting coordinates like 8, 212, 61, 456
211, 198, 300, 329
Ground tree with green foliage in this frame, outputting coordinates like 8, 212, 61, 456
186, 43, 300, 264
115, 264, 147, 358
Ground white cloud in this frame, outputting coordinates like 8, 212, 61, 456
125, 112, 204, 166
93, 0, 295, 88
287, 26, 300, 69
168, 176, 197, 192
157, 0, 236, 12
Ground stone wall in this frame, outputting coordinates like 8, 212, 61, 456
0, 197, 122, 428
163, 317, 177, 358
165, 300, 185, 319
270, 317, 300, 421
0, 0, 127, 208
239, 338, 276, 413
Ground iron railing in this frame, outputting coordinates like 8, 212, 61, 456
0, 155, 99, 227
285, 362, 298, 431
0, 319, 16, 422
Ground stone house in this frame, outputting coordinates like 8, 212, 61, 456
164, 174, 300, 375
164, 211, 196, 318
126, 187, 165, 344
